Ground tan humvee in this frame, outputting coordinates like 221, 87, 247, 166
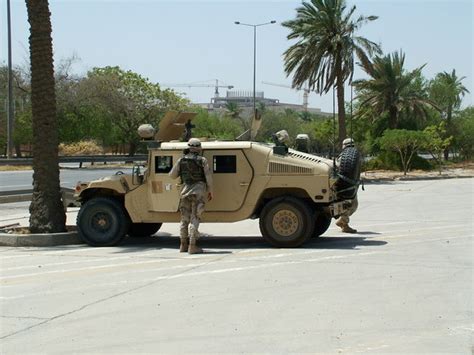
75, 112, 359, 248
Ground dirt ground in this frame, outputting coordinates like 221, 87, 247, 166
362, 162, 474, 182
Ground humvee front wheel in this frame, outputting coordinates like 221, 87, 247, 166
128, 223, 162, 237
77, 197, 130, 247
259, 197, 314, 248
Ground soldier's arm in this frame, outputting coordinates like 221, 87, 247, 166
169, 158, 181, 179
202, 157, 213, 195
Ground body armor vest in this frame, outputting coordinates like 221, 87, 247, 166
179, 154, 206, 185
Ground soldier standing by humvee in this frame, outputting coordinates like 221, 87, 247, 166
169, 138, 213, 254
335, 138, 359, 233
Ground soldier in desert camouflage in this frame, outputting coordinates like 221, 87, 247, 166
169, 138, 213, 254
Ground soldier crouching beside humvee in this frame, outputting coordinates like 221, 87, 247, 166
169, 138, 213, 254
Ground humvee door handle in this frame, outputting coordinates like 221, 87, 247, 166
240, 182, 250, 186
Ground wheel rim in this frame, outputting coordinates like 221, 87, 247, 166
91, 212, 111, 233
272, 209, 299, 236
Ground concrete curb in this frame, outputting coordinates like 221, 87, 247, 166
0, 230, 84, 247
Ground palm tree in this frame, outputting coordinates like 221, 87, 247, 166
354, 51, 435, 129
430, 69, 469, 122
429, 69, 469, 159
282, 0, 380, 147
26, 0, 66, 233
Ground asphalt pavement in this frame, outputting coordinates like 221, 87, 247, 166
0, 178, 472, 354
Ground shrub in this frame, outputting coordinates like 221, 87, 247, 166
379, 129, 428, 175
59, 140, 104, 156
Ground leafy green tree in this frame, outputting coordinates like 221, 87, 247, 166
255, 110, 303, 144
0, 64, 32, 156
192, 109, 243, 140
423, 122, 453, 174
12, 110, 33, 149
282, 0, 380, 147
429, 69, 469, 159
300, 119, 336, 155
26, 0, 66, 233
354, 51, 436, 130
452, 106, 474, 160
84, 66, 189, 155
379, 129, 427, 175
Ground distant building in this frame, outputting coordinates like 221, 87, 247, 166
197, 90, 331, 116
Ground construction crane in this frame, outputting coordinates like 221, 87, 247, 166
262, 81, 310, 111
162, 79, 234, 98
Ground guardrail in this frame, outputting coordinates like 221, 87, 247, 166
0, 187, 78, 206
0, 155, 147, 167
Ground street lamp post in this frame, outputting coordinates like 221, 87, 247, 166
234, 20, 276, 124
6, 0, 14, 158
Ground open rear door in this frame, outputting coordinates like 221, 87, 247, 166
156, 111, 197, 142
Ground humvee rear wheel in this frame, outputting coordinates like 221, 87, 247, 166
313, 211, 332, 237
77, 197, 130, 247
259, 197, 314, 248
128, 223, 162, 237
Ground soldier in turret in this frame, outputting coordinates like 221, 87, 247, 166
169, 138, 213, 254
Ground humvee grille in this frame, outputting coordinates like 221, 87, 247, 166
269, 162, 313, 174
288, 151, 322, 162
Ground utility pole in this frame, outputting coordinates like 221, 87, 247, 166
234, 20, 276, 125
6, 0, 14, 158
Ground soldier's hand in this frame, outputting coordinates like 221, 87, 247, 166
208, 192, 213, 201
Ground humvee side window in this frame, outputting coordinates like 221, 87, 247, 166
155, 156, 173, 173
213, 155, 236, 173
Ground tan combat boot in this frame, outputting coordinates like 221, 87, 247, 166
342, 226, 357, 233
336, 219, 357, 233
179, 238, 189, 253
188, 239, 203, 254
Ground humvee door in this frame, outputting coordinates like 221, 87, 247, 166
204, 149, 253, 212
147, 151, 183, 212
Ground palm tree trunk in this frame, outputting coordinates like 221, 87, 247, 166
388, 106, 398, 129
444, 104, 453, 160
335, 62, 346, 147
26, 0, 66, 233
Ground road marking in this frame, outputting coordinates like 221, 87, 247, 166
0, 250, 382, 299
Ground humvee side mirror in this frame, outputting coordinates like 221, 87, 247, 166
132, 164, 145, 185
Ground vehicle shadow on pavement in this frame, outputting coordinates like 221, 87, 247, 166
114, 233, 387, 252
113, 234, 268, 253
307, 236, 387, 249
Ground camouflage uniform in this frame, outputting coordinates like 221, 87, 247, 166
169, 151, 213, 249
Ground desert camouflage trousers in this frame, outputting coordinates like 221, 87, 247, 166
337, 196, 358, 226
179, 193, 206, 241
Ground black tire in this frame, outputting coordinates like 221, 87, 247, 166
128, 223, 162, 237
336, 146, 361, 199
259, 197, 315, 248
77, 197, 130, 247
312, 211, 332, 237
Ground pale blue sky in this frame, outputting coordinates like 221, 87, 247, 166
1, 0, 473, 112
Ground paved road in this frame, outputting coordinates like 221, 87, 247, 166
0, 167, 128, 192
0, 179, 472, 353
